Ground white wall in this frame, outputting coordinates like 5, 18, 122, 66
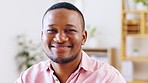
0, 0, 122, 83
84, 0, 121, 68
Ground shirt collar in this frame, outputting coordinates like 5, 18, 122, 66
78, 50, 94, 72
44, 60, 53, 71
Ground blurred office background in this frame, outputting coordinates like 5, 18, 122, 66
0, 0, 124, 83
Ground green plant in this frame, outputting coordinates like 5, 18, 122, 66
90, 26, 97, 37
86, 25, 97, 38
135, 0, 148, 6
15, 34, 45, 72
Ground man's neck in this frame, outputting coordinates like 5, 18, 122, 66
51, 54, 82, 83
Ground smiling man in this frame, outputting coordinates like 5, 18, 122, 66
42, 8, 85, 65
15, 2, 126, 83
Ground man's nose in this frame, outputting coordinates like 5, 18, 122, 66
53, 31, 68, 43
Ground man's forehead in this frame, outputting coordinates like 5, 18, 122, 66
42, 8, 84, 30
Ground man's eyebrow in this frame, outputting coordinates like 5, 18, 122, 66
66, 24, 76, 28
48, 24, 56, 27
47, 24, 77, 28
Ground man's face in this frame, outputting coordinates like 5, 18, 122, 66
42, 8, 87, 64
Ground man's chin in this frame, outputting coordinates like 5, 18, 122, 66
49, 55, 77, 64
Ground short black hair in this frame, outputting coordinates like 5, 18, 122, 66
42, 2, 85, 30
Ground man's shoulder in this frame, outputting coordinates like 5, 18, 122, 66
24, 60, 50, 74
82, 51, 115, 72
15, 60, 51, 82
81, 59, 126, 83
86, 59, 118, 74
89, 59, 116, 73
89, 60, 122, 78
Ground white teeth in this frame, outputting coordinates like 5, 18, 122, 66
50, 45, 72, 49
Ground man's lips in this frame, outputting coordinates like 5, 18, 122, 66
50, 44, 72, 52
50, 44, 73, 48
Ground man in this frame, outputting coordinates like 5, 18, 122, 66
15, 2, 126, 83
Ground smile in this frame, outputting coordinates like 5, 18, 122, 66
50, 44, 73, 51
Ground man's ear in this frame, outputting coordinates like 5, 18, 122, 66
82, 30, 87, 45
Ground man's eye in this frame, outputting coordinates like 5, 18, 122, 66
65, 29, 76, 33
47, 29, 57, 33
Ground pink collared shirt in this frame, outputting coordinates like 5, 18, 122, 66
15, 51, 126, 83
